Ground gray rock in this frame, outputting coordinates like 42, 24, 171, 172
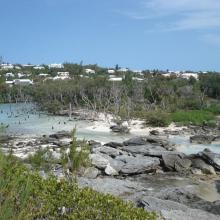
120, 155, 160, 175
155, 186, 220, 215
88, 140, 102, 148
140, 196, 189, 212
141, 196, 219, 220
99, 146, 123, 158
122, 144, 182, 158
77, 177, 146, 198
192, 158, 216, 175
49, 131, 71, 139
162, 154, 191, 172
83, 167, 99, 179
199, 149, 220, 170
123, 136, 147, 146
110, 125, 129, 133
105, 164, 118, 176
104, 142, 123, 148
150, 130, 160, 135
89, 154, 109, 169
161, 209, 220, 220
190, 135, 215, 144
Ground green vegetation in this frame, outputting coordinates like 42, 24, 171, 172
0, 151, 156, 220
169, 110, 215, 126
61, 129, 90, 174
26, 130, 90, 174
25, 148, 58, 172
1, 64, 220, 127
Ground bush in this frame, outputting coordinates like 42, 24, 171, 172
61, 129, 90, 174
145, 111, 171, 127
170, 110, 215, 125
25, 148, 57, 172
205, 103, 220, 115
0, 151, 156, 220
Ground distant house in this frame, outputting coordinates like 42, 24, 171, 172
57, 72, 70, 77
38, 73, 49, 77
5, 81, 14, 87
34, 66, 45, 70
1, 64, 14, 70
85, 69, 95, 74
13, 79, 33, 86
15, 66, 21, 70
109, 77, 123, 82
48, 63, 64, 69
107, 69, 115, 74
132, 77, 144, 81
17, 73, 25, 78
118, 68, 129, 72
132, 70, 142, 74
5, 72, 15, 78
181, 73, 199, 80
22, 64, 35, 68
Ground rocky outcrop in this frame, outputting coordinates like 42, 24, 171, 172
190, 135, 215, 144
140, 196, 220, 220
49, 131, 71, 139
120, 155, 160, 175
162, 154, 191, 172
110, 125, 129, 133
198, 149, 220, 170
191, 158, 216, 175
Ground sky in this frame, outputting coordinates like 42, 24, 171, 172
1, 0, 220, 71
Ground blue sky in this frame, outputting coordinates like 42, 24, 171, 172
1, 0, 220, 71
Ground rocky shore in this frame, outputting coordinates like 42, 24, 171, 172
1, 129, 220, 220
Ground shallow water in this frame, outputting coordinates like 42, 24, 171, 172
1, 103, 220, 154
0, 103, 131, 143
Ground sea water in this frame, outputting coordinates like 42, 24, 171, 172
0, 103, 220, 154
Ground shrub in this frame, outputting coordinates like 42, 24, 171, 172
0, 151, 156, 220
25, 148, 57, 172
145, 111, 171, 127
61, 129, 90, 174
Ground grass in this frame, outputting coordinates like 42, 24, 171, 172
0, 151, 156, 220
169, 110, 215, 126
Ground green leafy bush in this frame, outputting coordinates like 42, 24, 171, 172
0, 151, 156, 220
145, 111, 171, 127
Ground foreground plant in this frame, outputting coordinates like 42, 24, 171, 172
0, 151, 156, 220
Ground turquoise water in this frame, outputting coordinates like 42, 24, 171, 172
1, 103, 220, 154
0, 103, 131, 143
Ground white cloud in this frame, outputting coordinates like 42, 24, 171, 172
123, 0, 220, 31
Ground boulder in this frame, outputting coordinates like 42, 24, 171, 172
105, 164, 118, 176
120, 155, 160, 175
150, 130, 160, 135
155, 186, 220, 215
192, 158, 216, 175
123, 136, 147, 146
99, 146, 123, 158
88, 140, 102, 148
190, 135, 215, 144
83, 167, 99, 179
122, 144, 182, 158
89, 154, 109, 169
161, 209, 220, 220
162, 154, 191, 172
140, 196, 220, 220
110, 125, 129, 133
104, 142, 123, 148
49, 131, 71, 139
77, 177, 146, 198
198, 149, 220, 170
